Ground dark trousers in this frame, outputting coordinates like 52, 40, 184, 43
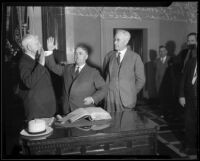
184, 98, 197, 149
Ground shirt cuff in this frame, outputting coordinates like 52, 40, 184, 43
44, 51, 53, 57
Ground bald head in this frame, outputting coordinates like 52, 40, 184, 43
114, 30, 131, 51
22, 34, 42, 56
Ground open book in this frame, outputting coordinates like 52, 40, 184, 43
57, 107, 112, 124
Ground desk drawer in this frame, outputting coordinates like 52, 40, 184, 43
24, 133, 156, 155
85, 134, 153, 155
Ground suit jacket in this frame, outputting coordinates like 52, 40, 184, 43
175, 48, 197, 73
103, 48, 145, 110
179, 57, 197, 100
18, 54, 56, 120
46, 55, 107, 114
155, 56, 170, 93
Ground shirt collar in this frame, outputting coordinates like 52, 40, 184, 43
161, 56, 167, 62
75, 63, 86, 71
25, 52, 35, 60
116, 47, 127, 57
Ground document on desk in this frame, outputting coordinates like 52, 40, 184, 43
56, 107, 111, 123
55, 116, 112, 128
54, 107, 112, 129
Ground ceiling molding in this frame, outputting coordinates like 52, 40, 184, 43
65, 2, 197, 23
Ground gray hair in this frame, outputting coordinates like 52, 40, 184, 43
116, 29, 131, 42
22, 34, 38, 51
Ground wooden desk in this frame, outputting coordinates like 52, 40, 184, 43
19, 110, 158, 155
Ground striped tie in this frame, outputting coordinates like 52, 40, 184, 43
192, 63, 197, 85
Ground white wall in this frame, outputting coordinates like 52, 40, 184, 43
159, 20, 197, 56
101, 17, 197, 65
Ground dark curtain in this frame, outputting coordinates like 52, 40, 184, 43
7, 7, 22, 51
41, 6, 66, 62
5, 6, 23, 103
41, 7, 66, 114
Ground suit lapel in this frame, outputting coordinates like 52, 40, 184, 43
24, 54, 51, 78
66, 65, 77, 95
120, 49, 131, 70
165, 56, 169, 64
77, 64, 88, 79
71, 64, 77, 80
73, 64, 88, 82
109, 51, 119, 72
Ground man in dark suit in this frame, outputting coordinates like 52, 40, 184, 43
155, 45, 174, 118
178, 33, 197, 73
45, 39, 107, 114
178, 32, 197, 155
179, 56, 197, 155
155, 45, 170, 94
103, 29, 145, 112
18, 34, 56, 121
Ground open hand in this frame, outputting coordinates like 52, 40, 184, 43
47, 37, 58, 51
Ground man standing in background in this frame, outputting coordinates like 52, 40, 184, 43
179, 33, 197, 73
103, 29, 145, 112
155, 45, 173, 118
179, 39, 197, 155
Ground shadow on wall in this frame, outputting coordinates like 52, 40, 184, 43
180, 42, 188, 51
144, 49, 157, 100
149, 49, 157, 61
165, 40, 176, 57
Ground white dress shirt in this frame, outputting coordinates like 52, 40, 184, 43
116, 47, 127, 63
75, 64, 85, 72
25, 52, 35, 60
160, 56, 167, 64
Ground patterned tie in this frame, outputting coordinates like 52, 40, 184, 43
74, 66, 80, 79
117, 52, 121, 65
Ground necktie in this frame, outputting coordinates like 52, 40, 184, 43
192, 62, 197, 85
74, 66, 80, 79
117, 52, 121, 65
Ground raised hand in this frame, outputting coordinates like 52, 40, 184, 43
47, 37, 57, 51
